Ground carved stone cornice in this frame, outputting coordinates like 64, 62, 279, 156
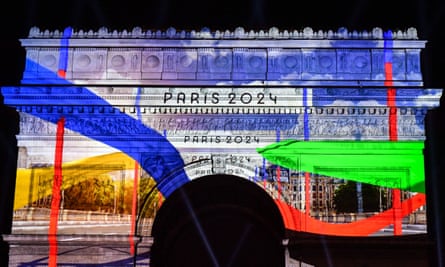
26, 26, 419, 40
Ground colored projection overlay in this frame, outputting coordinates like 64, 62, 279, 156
3, 85, 188, 198
4, 27, 442, 240
258, 140, 427, 235
257, 140, 426, 193
14, 152, 136, 211
274, 194, 426, 236
4, 70, 433, 237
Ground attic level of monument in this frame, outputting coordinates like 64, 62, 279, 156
21, 26, 424, 87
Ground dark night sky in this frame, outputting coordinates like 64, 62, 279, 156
1, 0, 444, 88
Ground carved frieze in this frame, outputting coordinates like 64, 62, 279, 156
302, 49, 337, 78
336, 49, 371, 80
197, 48, 232, 80
267, 48, 302, 80
16, 102, 429, 142
232, 48, 267, 80
142, 48, 163, 79
72, 48, 107, 79
406, 49, 422, 80
20, 45, 421, 84
20, 27, 426, 86
371, 49, 406, 80
160, 48, 197, 80
37, 48, 61, 75
107, 48, 142, 79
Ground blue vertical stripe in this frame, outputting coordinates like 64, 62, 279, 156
303, 88, 310, 141
262, 157, 267, 181
58, 27, 72, 74
383, 30, 393, 63
135, 87, 142, 121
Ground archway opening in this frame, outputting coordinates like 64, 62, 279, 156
150, 174, 285, 267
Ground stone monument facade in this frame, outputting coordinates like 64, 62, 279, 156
1, 26, 442, 235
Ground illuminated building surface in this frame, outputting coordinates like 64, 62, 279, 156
1, 26, 442, 266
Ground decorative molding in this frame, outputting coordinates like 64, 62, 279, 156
27, 26, 419, 40
19, 29, 426, 86
16, 103, 431, 141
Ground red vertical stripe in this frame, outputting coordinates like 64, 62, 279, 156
385, 55, 402, 236
276, 167, 281, 201
384, 62, 393, 83
276, 129, 282, 201
385, 62, 398, 141
304, 172, 311, 231
130, 161, 139, 255
158, 192, 164, 208
48, 117, 65, 267
392, 189, 402, 233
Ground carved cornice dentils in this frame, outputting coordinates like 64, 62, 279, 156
27, 26, 419, 40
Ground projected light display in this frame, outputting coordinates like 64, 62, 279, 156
257, 140, 426, 192
1, 26, 442, 249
